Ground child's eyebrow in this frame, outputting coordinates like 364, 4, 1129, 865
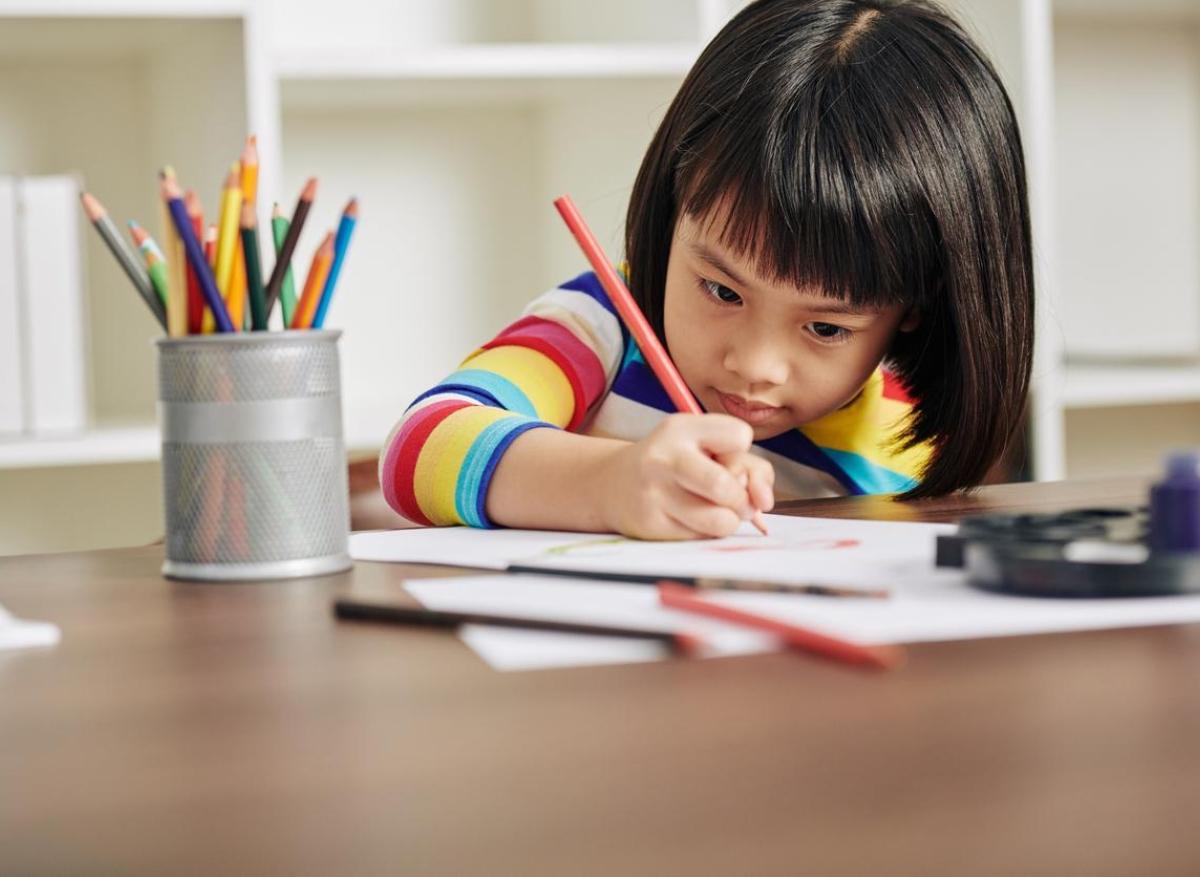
805, 300, 882, 317
688, 242, 752, 289
689, 241, 879, 316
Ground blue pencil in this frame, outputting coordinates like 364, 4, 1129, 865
160, 173, 235, 333
311, 197, 357, 329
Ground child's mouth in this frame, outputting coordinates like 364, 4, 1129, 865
716, 392, 785, 425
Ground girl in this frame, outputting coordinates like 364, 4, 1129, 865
379, 0, 1034, 540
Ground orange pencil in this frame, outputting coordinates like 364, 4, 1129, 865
290, 232, 334, 329
184, 189, 204, 334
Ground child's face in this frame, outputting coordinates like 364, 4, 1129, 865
663, 211, 918, 440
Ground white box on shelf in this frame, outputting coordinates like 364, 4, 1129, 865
16, 176, 89, 435
0, 177, 23, 435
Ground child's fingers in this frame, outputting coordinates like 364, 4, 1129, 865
673, 450, 749, 510
664, 486, 743, 539
715, 451, 776, 513
745, 456, 775, 512
662, 413, 753, 456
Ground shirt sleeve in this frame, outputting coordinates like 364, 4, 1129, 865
378, 271, 626, 527
798, 368, 931, 494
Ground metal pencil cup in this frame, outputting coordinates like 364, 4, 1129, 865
156, 330, 352, 581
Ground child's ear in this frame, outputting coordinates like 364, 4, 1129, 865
899, 308, 921, 332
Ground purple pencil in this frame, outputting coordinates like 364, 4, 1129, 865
159, 173, 235, 332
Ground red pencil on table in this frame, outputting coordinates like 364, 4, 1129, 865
553, 194, 768, 535
657, 581, 904, 671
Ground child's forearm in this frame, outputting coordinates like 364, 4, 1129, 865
484, 427, 627, 532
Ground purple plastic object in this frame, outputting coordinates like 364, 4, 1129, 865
1150, 452, 1200, 551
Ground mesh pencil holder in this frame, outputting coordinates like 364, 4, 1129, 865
156, 330, 352, 581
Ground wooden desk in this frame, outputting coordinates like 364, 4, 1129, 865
4, 476, 1199, 876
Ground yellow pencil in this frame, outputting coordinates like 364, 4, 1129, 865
214, 163, 243, 327
159, 167, 188, 337
227, 137, 259, 329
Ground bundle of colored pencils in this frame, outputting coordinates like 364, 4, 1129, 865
80, 135, 358, 335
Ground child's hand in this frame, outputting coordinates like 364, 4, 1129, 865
598, 414, 775, 540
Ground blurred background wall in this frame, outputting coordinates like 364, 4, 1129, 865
0, 0, 1193, 554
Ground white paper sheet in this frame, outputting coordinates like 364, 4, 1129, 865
371, 508, 1200, 670
351, 513, 954, 589
0, 603, 60, 651
404, 575, 776, 671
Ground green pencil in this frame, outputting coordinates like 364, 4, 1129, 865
145, 251, 170, 308
270, 203, 298, 328
240, 200, 268, 331
127, 220, 169, 309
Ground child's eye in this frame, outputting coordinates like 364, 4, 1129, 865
807, 322, 852, 343
698, 278, 742, 306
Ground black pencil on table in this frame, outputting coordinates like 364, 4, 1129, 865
333, 598, 700, 654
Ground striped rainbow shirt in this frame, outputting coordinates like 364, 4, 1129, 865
379, 270, 930, 527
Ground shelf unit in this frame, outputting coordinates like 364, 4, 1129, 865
3, 0, 1200, 549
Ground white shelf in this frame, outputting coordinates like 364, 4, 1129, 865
0, 426, 159, 470
277, 43, 699, 80
0, 420, 386, 470
278, 42, 697, 106
1063, 362, 1200, 409
0, 1, 246, 16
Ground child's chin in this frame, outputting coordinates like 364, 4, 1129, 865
748, 421, 793, 442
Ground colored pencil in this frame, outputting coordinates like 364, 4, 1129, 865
227, 137, 259, 330
203, 225, 217, 333
204, 224, 217, 269
143, 250, 170, 315
160, 167, 188, 337
79, 192, 166, 330
184, 189, 204, 334
128, 219, 165, 261
240, 200, 268, 331
271, 204, 298, 328
240, 135, 259, 200
264, 177, 317, 319
201, 219, 216, 333
128, 221, 169, 309
334, 596, 700, 654
553, 194, 768, 535
159, 174, 235, 332
657, 581, 904, 670
214, 164, 243, 318
312, 197, 357, 329
505, 565, 889, 598
290, 232, 334, 329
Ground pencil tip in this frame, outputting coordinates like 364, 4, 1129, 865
301, 177, 318, 200
79, 191, 103, 220
344, 197, 359, 218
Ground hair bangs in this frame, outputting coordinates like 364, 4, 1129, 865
675, 69, 943, 313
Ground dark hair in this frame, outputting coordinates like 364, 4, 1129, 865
625, 0, 1034, 498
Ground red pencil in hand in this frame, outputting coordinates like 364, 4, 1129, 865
553, 194, 769, 535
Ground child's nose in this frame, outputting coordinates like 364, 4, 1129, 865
722, 338, 790, 387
